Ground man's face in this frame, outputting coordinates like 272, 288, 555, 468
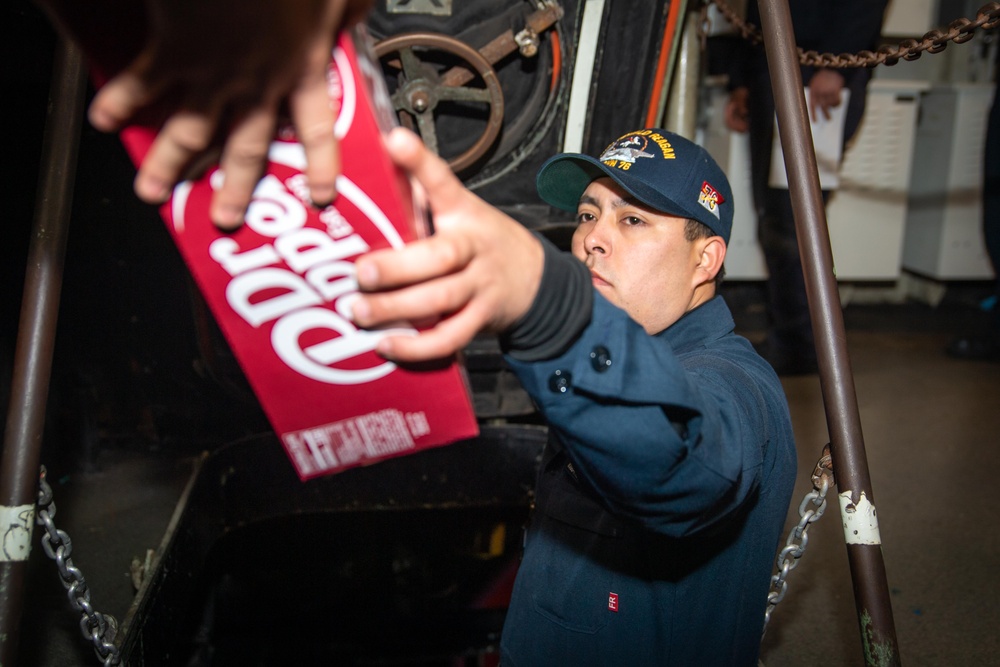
570, 178, 709, 334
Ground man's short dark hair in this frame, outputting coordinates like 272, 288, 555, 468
684, 218, 726, 285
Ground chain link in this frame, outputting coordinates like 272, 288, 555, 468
708, 0, 1000, 68
36, 466, 121, 666
762, 445, 834, 635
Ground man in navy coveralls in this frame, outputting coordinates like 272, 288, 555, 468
353, 127, 798, 666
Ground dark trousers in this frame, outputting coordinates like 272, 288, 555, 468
746, 69, 868, 362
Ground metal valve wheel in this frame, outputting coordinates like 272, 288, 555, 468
375, 32, 505, 173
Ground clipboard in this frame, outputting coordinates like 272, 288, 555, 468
768, 88, 850, 190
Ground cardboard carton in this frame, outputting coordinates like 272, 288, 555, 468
119, 28, 479, 480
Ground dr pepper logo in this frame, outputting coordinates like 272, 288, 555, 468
168, 43, 413, 386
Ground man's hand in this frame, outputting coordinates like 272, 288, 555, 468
350, 128, 545, 363
83, 0, 373, 229
807, 69, 845, 122
724, 86, 750, 134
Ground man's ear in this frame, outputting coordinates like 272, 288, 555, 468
694, 237, 727, 285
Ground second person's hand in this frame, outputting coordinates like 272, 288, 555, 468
87, 0, 374, 229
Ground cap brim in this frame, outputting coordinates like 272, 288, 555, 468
536, 154, 694, 220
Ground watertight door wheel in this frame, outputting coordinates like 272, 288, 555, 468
375, 32, 506, 173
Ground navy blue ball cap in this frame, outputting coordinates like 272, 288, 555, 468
536, 129, 733, 244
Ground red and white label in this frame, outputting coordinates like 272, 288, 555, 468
117, 28, 478, 480
608, 592, 619, 612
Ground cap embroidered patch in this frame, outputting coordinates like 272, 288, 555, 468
699, 181, 724, 219
598, 131, 677, 171
599, 136, 654, 169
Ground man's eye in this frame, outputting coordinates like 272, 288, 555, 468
623, 216, 644, 226
576, 212, 595, 224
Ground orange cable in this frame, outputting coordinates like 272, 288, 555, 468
645, 0, 684, 127
550, 30, 562, 93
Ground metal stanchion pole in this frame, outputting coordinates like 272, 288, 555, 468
0, 37, 86, 664
756, 1, 901, 664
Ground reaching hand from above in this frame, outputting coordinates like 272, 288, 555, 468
41, 0, 373, 229
351, 128, 545, 363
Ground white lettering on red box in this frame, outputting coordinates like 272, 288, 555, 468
204, 171, 412, 385
283, 409, 417, 474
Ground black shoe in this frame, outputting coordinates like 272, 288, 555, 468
946, 334, 1000, 362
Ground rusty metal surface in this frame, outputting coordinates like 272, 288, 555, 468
373, 3, 564, 173
439, 3, 564, 88
376, 31, 505, 172
756, 0, 902, 664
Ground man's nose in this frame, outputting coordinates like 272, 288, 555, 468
583, 218, 610, 255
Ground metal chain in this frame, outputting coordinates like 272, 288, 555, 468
762, 445, 835, 635
708, 0, 1000, 68
36, 466, 121, 666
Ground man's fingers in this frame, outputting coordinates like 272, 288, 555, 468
356, 234, 473, 291
211, 105, 277, 229
290, 41, 340, 207
88, 70, 151, 132
134, 110, 217, 203
352, 271, 476, 327
375, 306, 485, 363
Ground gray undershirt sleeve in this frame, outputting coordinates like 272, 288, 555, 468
500, 233, 593, 362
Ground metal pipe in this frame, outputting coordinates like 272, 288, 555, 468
755, 1, 901, 664
0, 37, 86, 664
665, 7, 702, 139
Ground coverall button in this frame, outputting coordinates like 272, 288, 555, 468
548, 369, 572, 394
590, 345, 612, 372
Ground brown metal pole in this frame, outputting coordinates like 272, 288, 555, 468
0, 37, 86, 664
755, 1, 901, 665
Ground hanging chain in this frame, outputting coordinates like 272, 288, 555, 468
36, 466, 122, 666
708, 0, 1000, 68
762, 444, 835, 635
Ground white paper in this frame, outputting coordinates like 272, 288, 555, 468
769, 88, 850, 190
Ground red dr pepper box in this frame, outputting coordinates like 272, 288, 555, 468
117, 27, 479, 481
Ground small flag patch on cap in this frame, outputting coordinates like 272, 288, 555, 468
699, 181, 724, 219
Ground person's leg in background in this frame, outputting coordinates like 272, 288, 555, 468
751, 67, 870, 376
746, 64, 821, 376
756, 186, 826, 374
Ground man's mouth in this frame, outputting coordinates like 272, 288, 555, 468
590, 270, 611, 287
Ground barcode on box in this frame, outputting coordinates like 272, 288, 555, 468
283, 408, 432, 475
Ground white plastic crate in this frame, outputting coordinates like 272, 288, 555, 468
902, 83, 996, 279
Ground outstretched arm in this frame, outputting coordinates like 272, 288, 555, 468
351, 128, 545, 362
